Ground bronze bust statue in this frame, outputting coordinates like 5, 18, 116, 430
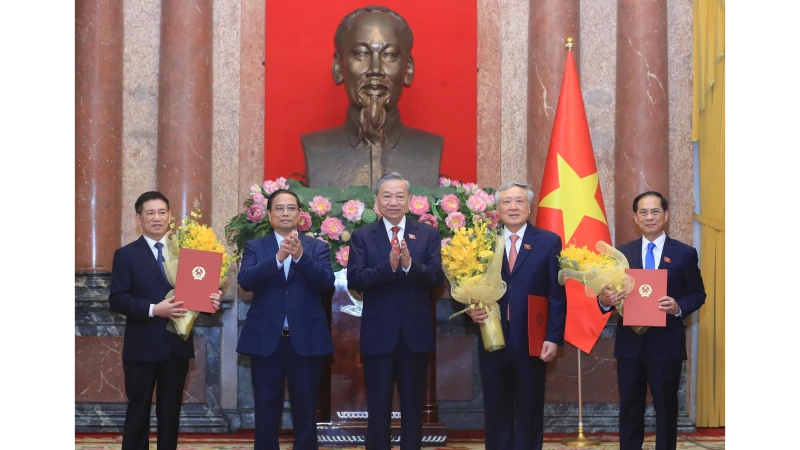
301, 5, 443, 189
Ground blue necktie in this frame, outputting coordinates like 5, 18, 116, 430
154, 242, 168, 281
645, 242, 656, 269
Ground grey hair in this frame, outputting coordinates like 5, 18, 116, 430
494, 182, 534, 205
375, 172, 411, 193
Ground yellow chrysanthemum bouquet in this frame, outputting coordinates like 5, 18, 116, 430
443, 222, 508, 351
164, 208, 234, 340
557, 240, 645, 334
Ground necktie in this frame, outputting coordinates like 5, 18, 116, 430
391, 226, 400, 254
507, 234, 519, 321
154, 242, 168, 281
645, 242, 656, 269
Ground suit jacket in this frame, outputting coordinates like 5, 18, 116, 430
499, 224, 567, 355
605, 236, 706, 361
236, 232, 335, 357
347, 219, 445, 354
109, 235, 195, 361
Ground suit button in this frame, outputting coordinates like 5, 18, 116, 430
396, 307, 400, 311
284, 291, 289, 295
281, 309, 286, 313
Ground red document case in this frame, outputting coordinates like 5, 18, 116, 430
528, 295, 548, 357
174, 248, 222, 313
622, 269, 667, 327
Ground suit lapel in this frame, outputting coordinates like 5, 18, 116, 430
658, 236, 675, 269
510, 224, 536, 277
135, 236, 170, 285
286, 233, 310, 283
630, 237, 644, 269
372, 220, 393, 258
404, 219, 418, 256
262, 233, 287, 282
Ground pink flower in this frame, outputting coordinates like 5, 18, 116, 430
310, 195, 332, 216
342, 200, 366, 222
485, 210, 500, 229
297, 212, 312, 231
335, 246, 350, 268
249, 183, 263, 196
409, 195, 430, 215
321, 216, 345, 240
305, 232, 315, 238
451, 180, 462, 188
275, 177, 289, 189
474, 188, 494, 205
438, 177, 451, 187
253, 193, 265, 205
441, 238, 452, 248
445, 212, 467, 229
418, 213, 438, 228
467, 193, 487, 213
472, 213, 485, 223
462, 182, 478, 193
246, 205, 265, 222
262, 180, 280, 195
441, 194, 461, 214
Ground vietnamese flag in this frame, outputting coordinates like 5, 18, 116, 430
534, 50, 611, 354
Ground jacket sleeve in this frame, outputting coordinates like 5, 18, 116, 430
108, 249, 154, 319
237, 240, 282, 292
545, 235, 567, 345
346, 230, 398, 291
293, 240, 335, 292
405, 228, 445, 289
675, 247, 706, 317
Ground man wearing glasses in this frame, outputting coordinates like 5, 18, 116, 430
237, 189, 335, 450
597, 191, 706, 450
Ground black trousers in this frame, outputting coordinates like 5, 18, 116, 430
121, 358, 190, 450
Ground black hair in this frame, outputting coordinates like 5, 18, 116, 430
135, 191, 170, 214
632, 191, 669, 212
267, 189, 301, 211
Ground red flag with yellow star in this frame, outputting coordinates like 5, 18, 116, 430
535, 49, 611, 354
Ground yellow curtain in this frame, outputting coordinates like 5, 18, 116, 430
692, 0, 725, 428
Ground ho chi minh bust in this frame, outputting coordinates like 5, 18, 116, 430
301, 5, 443, 189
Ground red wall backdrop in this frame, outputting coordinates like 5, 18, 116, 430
264, 0, 477, 184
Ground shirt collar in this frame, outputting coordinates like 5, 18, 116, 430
275, 231, 298, 245
344, 106, 404, 148
503, 223, 528, 241
383, 216, 407, 233
142, 233, 169, 249
643, 232, 667, 250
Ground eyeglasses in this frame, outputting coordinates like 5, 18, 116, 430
637, 209, 663, 218
272, 205, 299, 214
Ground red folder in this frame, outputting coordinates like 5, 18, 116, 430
528, 295, 548, 357
174, 248, 223, 313
622, 269, 667, 327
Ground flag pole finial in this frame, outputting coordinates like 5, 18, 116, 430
566, 37, 574, 51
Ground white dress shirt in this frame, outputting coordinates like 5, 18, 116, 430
642, 232, 667, 269
503, 223, 527, 259
275, 231, 302, 328
143, 234, 171, 318
383, 216, 411, 273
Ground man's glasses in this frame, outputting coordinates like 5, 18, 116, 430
637, 209, 663, 218
272, 205, 299, 214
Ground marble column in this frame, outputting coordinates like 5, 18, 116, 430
75, 0, 124, 272
156, 0, 214, 222
526, 0, 580, 218
614, 0, 670, 244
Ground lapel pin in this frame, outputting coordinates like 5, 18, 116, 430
523, 244, 531, 250
663, 256, 671, 263
408, 234, 416, 240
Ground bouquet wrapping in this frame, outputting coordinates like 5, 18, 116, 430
557, 240, 647, 334
163, 209, 232, 340
443, 222, 507, 351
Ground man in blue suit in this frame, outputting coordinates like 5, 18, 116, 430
237, 189, 335, 450
347, 172, 445, 450
467, 182, 567, 450
598, 191, 706, 450
109, 191, 221, 450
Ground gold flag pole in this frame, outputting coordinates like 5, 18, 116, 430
562, 348, 601, 446
561, 38, 601, 447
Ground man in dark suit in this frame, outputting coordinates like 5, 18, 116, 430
467, 182, 567, 450
347, 172, 445, 450
109, 191, 221, 450
598, 191, 706, 450
237, 189, 335, 450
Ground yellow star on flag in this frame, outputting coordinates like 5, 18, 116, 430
538, 153, 607, 242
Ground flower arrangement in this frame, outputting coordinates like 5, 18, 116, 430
163, 207, 234, 340
442, 221, 507, 351
225, 176, 500, 273
557, 240, 646, 333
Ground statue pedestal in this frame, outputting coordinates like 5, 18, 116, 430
316, 270, 447, 447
